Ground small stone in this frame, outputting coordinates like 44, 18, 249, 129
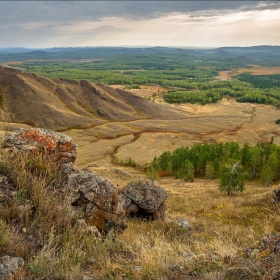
0, 175, 10, 185
0, 255, 26, 280
177, 217, 192, 231
22, 227, 26, 233
18, 204, 32, 219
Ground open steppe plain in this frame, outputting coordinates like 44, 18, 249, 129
61, 96, 280, 170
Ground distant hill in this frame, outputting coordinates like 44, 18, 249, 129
216, 45, 280, 54
0, 67, 185, 130
1, 45, 279, 65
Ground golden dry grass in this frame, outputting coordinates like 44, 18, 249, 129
0, 137, 279, 279
61, 99, 280, 169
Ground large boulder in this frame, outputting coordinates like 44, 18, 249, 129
66, 169, 127, 236
120, 179, 168, 220
5, 128, 77, 163
0, 255, 26, 280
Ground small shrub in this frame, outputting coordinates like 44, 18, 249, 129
146, 165, 159, 181
0, 219, 10, 248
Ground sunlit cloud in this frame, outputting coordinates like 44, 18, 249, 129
0, 1, 279, 48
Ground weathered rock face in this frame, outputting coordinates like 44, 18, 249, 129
0, 256, 26, 280
120, 179, 168, 220
3, 128, 127, 237
66, 169, 127, 236
246, 233, 280, 280
5, 128, 77, 163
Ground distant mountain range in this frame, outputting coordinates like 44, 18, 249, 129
0, 45, 279, 65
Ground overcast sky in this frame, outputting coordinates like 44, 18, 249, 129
0, 1, 280, 48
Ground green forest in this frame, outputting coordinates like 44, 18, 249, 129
2, 46, 280, 106
147, 139, 280, 194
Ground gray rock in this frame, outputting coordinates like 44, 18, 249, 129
5, 128, 77, 164
176, 218, 192, 231
0, 175, 9, 186
113, 169, 133, 178
18, 204, 32, 219
121, 179, 168, 220
67, 169, 127, 236
0, 255, 26, 280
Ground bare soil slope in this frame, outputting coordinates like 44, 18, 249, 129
0, 67, 185, 130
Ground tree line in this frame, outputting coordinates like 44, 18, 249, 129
147, 139, 279, 194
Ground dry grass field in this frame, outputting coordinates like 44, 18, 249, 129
59, 98, 280, 169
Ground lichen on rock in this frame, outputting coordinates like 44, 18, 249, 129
120, 179, 168, 220
5, 128, 77, 163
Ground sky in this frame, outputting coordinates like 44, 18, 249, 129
0, 1, 280, 48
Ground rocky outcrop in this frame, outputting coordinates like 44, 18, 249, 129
0, 256, 26, 280
66, 169, 127, 236
120, 179, 168, 220
5, 128, 77, 163
3, 128, 127, 237
246, 233, 280, 280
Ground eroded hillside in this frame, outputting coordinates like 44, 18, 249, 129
0, 67, 185, 130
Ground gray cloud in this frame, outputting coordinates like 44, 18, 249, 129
0, 1, 279, 48
1, 1, 278, 26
